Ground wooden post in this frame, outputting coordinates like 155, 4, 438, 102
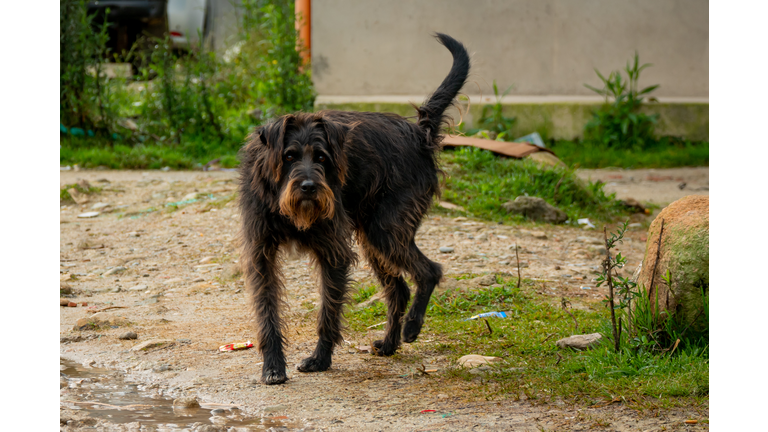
295, 0, 311, 66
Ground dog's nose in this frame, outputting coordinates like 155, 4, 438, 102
300, 180, 316, 194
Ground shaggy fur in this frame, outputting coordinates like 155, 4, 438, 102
238, 33, 470, 385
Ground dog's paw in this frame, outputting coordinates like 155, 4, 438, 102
371, 339, 398, 356
401, 316, 423, 343
261, 367, 288, 385
296, 355, 332, 373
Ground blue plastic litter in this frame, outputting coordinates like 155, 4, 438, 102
514, 132, 545, 148
465, 311, 509, 321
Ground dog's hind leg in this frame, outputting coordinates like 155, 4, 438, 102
297, 247, 353, 372
243, 240, 289, 385
365, 252, 410, 356
400, 241, 443, 343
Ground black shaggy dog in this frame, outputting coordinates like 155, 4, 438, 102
238, 33, 470, 385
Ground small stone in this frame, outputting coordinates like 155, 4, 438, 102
91, 202, 111, 210
128, 284, 148, 291
576, 236, 602, 245
77, 211, 100, 218
74, 312, 129, 330
263, 404, 287, 413
60, 282, 73, 295
68, 188, 90, 205
131, 339, 174, 352
153, 364, 171, 373
439, 247, 454, 253
628, 222, 643, 229
118, 331, 138, 340
502, 196, 567, 224
173, 397, 200, 409
473, 274, 497, 286
163, 277, 184, 285
476, 232, 489, 241
210, 409, 226, 415
128, 231, 140, 237
68, 302, 78, 307
439, 201, 465, 211
531, 231, 547, 239
457, 354, 502, 369
556, 333, 603, 351
60, 298, 70, 306
469, 365, 492, 375
183, 192, 199, 201
103, 266, 127, 276
192, 277, 205, 282
589, 245, 608, 255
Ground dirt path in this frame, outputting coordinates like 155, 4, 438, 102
576, 167, 709, 205
60, 168, 708, 431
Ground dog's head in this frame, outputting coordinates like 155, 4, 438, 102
245, 113, 349, 231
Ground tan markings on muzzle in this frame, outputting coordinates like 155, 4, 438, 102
278, 177, 336, 231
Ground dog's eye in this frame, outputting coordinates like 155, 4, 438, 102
285, 154, 295, 162
317, 155, 326, 163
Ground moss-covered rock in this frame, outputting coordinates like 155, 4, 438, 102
636, 195, 708, 330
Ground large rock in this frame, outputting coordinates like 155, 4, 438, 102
502, 196, 567, 224
636, 195, 708, 330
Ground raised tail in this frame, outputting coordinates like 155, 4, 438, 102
417, 33, 470, 147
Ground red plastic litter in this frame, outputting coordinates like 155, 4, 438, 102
219, 341, 254, 352
420, 409, 437, 414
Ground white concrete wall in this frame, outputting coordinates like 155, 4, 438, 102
311, 0, 709, 99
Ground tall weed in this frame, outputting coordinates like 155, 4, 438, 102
583, 53, 659, 150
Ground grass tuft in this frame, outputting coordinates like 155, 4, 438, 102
440, 147, 628, 223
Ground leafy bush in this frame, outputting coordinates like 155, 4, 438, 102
60, 0, 316, 165
60, 0, 119, 135
583, 53, 659, 150
243, 0, 316, 116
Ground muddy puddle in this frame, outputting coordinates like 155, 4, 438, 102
60, 358, 304, 431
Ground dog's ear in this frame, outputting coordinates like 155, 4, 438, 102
258, 114, 295, 182
315, 115, 351, 185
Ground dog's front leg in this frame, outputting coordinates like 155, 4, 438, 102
297, 250, 352, 372
244, 240, 288, 385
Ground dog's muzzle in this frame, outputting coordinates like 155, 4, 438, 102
278, 177, 335, 231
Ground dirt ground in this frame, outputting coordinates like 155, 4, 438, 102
60, 167, 709, 431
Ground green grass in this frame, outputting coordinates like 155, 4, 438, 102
550, 139, 709, 169
345, 274, 708, 409
60, 133, 245, 170
440, 146, 628, 223
352, 283, 378, 304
